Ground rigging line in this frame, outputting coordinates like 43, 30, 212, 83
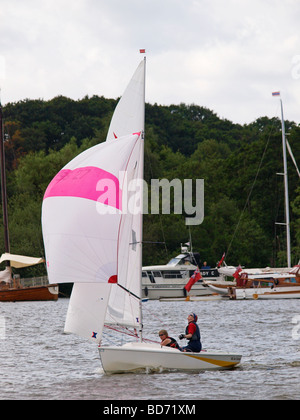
142, 338, 160, 344
117, 283, 140, 300
226, 123, 276, 259
187, 232, 200, 267
104, 324, 139, 338
286, 139, 300, 178
142, 303, 170, 330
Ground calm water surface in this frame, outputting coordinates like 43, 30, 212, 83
0, 298, 299, 400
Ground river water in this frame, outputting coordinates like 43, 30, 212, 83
0, 298, 299, 400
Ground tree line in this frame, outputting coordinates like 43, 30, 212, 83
1, 95, 299, 277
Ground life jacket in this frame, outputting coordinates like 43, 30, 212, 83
185, 322, 201, 342
166, 336, 180, 349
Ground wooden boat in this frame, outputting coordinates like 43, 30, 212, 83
205, 265, 300, 299
0, 283, 58, 302
0, 104, 58, 302
0, 255, 59, 302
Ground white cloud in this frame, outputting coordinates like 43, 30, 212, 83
0, 0, 299, 124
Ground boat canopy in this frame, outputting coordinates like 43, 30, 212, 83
0, 253, 44, 268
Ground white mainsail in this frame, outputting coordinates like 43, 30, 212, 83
42, 60, 145, 343
106, 60, 145, 142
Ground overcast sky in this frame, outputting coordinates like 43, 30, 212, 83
0, 0, 300, 125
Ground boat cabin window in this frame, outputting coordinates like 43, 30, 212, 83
263, 282, 273, 287
286, 278, 296, 283
152, 271, 162, 278
146, 271, 156, 283
167, 256, 194, 266
167, 257, 182, 266
142, 271, 162, 282
167, 253, 200, 267
162, 270, 183, 279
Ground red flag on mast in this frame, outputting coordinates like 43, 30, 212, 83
217, 252, 225, 268
233, 265, 242, 279
184, 267, 202, 292
139, 49, 146, 53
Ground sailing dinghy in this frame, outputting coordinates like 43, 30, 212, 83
42, 58, 242, 373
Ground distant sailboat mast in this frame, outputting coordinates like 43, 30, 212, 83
273, 92, 291, 267
280, 98, 291, 268
0, 102, 11, 266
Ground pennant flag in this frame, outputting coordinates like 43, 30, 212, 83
272, 91, 280, 96
217, 252, 225, 268
184, 267, 202, 292
139, 49, 146, 54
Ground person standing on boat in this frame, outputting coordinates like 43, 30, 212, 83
179, 313, 202, 352
201, 261, 211, 269
158, 329, 180, 350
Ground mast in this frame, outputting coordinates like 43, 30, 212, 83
138, 56, 146, 342
279, 98, 291, 267
0, 102, 10, 266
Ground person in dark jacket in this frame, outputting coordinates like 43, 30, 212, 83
179, 313, 202, 352
158, 329, 180, 350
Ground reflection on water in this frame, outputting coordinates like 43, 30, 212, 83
0, 298, 299, 400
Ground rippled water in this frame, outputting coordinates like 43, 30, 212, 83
0, 298, 299, 400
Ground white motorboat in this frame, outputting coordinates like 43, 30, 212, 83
142, 245, 224, 299
42, 58, 242, 374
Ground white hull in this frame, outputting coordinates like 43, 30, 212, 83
238, 287, 300, 300
142, 255, 224, 300
207, 283, 300, 299
142, 283, 213, 300
99, 342, 242, 374
159, 294, 222, 302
